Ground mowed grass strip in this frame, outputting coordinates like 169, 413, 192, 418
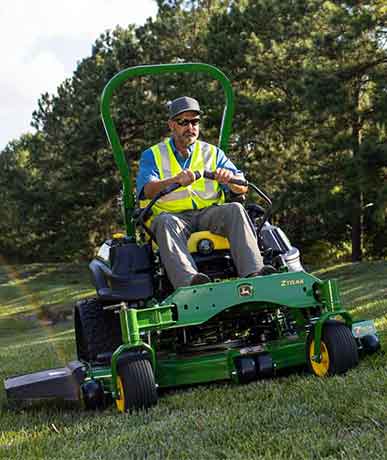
0, 261, 386, 460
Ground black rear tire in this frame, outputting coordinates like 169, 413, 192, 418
307, 320, 359, 377
115, 358, 158, 412
74, 298, 121, 363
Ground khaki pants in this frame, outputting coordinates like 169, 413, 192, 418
151, 202, 263, 288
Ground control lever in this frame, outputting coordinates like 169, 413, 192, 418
203, 169, 272, 233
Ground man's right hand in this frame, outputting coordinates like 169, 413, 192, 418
174, 169, 196, 186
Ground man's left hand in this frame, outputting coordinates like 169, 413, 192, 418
214, 168, 248, 195
214, 168, 234, 184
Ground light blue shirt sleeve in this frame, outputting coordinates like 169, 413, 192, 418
136, 148, 160, 199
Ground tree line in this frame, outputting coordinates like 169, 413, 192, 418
1, 0, 386, 264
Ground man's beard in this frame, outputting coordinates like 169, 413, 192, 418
182, 133, 196, 145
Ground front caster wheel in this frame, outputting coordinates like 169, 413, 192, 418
115, 358, 158, 412
307, 320, 359, 377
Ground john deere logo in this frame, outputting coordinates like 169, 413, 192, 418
238, 284, 253, 297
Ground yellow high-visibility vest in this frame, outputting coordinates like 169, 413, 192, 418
140, 138, 225, 215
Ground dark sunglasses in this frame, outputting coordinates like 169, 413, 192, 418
175, 118, 200, 127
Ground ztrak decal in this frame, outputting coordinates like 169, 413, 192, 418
281, 279, 305, 287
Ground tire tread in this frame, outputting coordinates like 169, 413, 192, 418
74, 298, 122, 362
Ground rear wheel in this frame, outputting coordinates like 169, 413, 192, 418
74, 298, 121, 363
115, 358, 158, 412
307, 320, 359, 377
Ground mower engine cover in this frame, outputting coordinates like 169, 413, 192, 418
260, 222, 304, 272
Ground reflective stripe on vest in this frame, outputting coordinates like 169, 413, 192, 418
140, 139, 224, 215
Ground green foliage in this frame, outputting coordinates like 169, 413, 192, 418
0, 0, 386, 262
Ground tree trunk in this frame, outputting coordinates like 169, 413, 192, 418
351, 190, 362, 262
350, 85, 363, 262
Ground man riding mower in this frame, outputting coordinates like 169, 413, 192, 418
136, 94, 276, 289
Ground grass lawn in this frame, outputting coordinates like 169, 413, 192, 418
0, 261, 386, 460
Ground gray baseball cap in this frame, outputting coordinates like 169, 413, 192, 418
168, 96, 201, 119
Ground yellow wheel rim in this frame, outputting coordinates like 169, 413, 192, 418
309, 340, 330, 377
115, 376, 126, 413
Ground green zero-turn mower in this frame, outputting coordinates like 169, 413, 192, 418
5, 63, 381, 412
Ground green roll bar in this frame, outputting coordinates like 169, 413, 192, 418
100, 63, 235, 237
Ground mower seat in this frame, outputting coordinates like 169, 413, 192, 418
188, 231, 234, 280
150, 230, 230, 253
148, 229, 234, 287
187, 231, 230, 253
